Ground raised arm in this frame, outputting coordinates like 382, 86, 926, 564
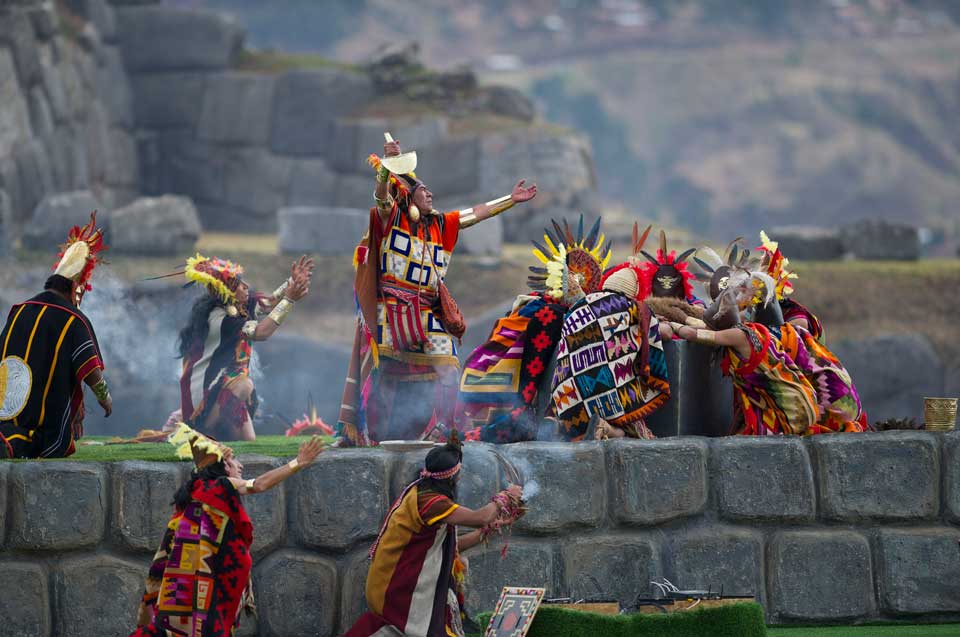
230, 436, 324, 495
459, 180, 537, 228
246, 257, 313, 342
374, 138, 401, 222
445, 484, 524, 528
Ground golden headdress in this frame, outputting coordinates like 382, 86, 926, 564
52, 211, 107, 306
527, 214, 612, 300
168, 422, 232, 469
184, 254, 245, 305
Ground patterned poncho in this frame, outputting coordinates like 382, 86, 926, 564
774, 323, 866, 433
131, 478, 253, 637
722, 323, 820, 435
551, 291, 670, 440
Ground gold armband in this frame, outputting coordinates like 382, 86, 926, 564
244, 478, 255, 491
268, 298, 295, 326
695, 329, 717, 345
287, 458, 300, 472
271, 280, 290, 300
459, 195, 514, 228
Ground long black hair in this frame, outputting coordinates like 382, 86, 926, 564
172, 462, 228, 510
177, 294, 220, 358
413, 440, 463, 500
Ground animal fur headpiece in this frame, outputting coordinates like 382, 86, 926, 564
527, 214, 611, 300
52, 211, 107, 306
184, 254, 244, 305
638, 229, 696, 301
168, 422, 233, 470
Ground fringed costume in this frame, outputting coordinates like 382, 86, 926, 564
0, 213, 107, 458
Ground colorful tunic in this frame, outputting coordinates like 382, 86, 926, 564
721, 323, 820, 435
179, 298, 257, 439
345, 484, 460, 637
131, 478, 254, 637
0, 291, 103, 458
458, 295, 566, 443
551, 291, 670, 440
774, 323, 866, 433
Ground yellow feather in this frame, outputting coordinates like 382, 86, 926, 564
543, 233, 560, 258
532, 249, 549, 265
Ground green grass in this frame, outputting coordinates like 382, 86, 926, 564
471, 603, 766, 637
768, 625, 960, 636
62, 435, 337, 462
467, 607, 960, 637
234, 49, 361, 74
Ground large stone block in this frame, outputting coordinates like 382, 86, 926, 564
946, 431, 960, 522
83, 101, 111, 186
877, 528, 960, 614
112, 460, 185, 552
333, 172, 374, 209
130, 72, 206, 128
769, 531, 874, 621
608, 438, 708, 526
14, 139, 55, 218
22, 189, 102, 249
65, 0, 117, 42
27, 86, 55, 138
465, 541, 556, 614
812, 431, 939, 521
95, 45, 133, 128
339, 549, 371, 635
0, 11, 42, 86
711, 437, 815, 523
329, 115, 450, 174
104, 127, 139, 187
0, 49, 34, 159
0, 457, 7, 546
222, 148, 293, 227
669, 527, 763, 601
387, 443, 505, 512
501, 442, 605, 533
831, 334, 943, 421
841, 218, 919, 260
0, 562, 50, 637
9, 462, 106, 550
160, 133, 225, 203
0, 189, 9, 257
414, 137, 480, 198
116, 6, 244, 72
39, 57, 69, 124
198, 72, 274, 145
30, 4, 59, 40
110, 195, 201, 255
255, 550, 338, 637
287, 158, 337, 206
270, 69, 373, 156
54, 554, 144, 636
562, 536, 660, 606
238, 455, 286, 556
768, 225, 845, 260
277, 206, 367, 255
456, 210, 503, 257
288, 450, 389, 551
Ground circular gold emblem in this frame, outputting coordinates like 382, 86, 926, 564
0, 356, 32, 420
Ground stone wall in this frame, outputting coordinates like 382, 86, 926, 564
2, 432, 959, 636
0, 0, 140, 246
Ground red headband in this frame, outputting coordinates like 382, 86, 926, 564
420, 462, 461, 480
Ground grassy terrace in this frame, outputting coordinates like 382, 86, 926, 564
58, 435, 337, 462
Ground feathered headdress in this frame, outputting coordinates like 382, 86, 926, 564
168, 422, 232, 470
693, 237, 752, 301
599, 222, 651, 301
756, 230, 797, 301
52, 211, 107, 306
638, 229, 696, 301
184, 254, 244, 305
527, 215, 611, 300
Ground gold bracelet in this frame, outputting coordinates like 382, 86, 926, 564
459, 195, 514, 228
268, 298, 295, 326
695, 329, 717, 345
271, 280, 290, 300
244, 478, 255, 491
287, 458, 300, 472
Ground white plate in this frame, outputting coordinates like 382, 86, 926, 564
378, 440, 439, 451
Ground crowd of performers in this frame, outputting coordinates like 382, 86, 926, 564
0, 135, 868, 637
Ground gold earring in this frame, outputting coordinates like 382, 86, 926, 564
408, 204, 421, 223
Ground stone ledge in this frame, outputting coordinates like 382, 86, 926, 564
8, 462, 106, 550
877, 528, 960, 614
53, 554, 145, 636
712, 437, 815, 523
769, 530, 875, 621
562, 535, 660, 607
0, 561, 50, 636
287, 450, 389, 551
608, 438, 708, 526
669, 526, 764, 603
944, 432, 960, 522
111, 460, 187, 552
254, 549, 338, 637
237, 455, 286, 557
465, 541, 556, 615
812, 432, 940, 522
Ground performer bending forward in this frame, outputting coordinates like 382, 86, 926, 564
345, 433, 525, 637
338, 136, 537, 444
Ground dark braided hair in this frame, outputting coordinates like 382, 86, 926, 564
172, 462, 228, 510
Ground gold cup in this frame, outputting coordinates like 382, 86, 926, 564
924, 397, 958, 432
